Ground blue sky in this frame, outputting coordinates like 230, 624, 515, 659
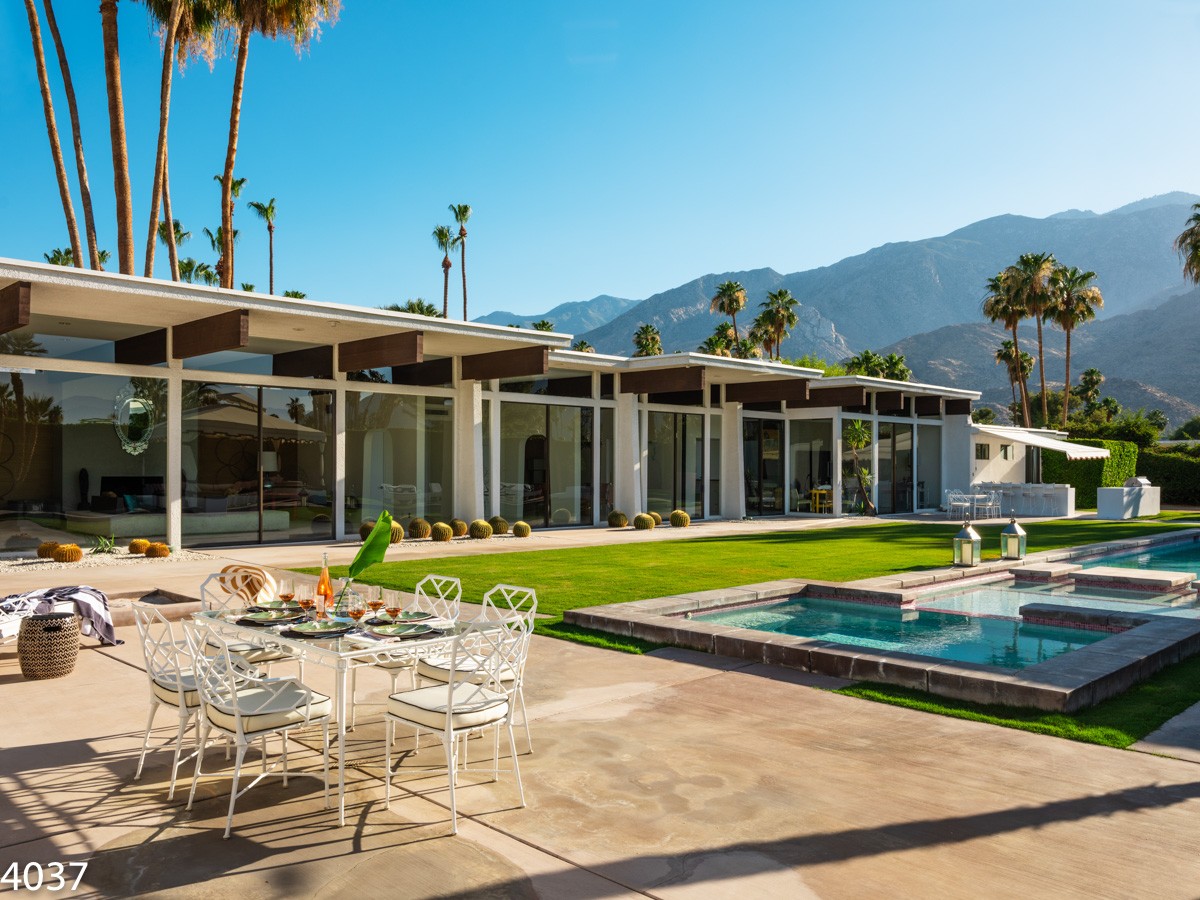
1, 1, 1198, 317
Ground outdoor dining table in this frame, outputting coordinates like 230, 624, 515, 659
192, 608, 465, 825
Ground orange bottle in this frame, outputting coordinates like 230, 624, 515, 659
316, 552, 334, 619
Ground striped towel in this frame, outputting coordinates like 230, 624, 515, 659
0, 586, 122, 646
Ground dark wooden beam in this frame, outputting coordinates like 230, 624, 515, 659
172, 309, 249, 359
115, 329, 167, 366
874, 390, 905, 413
619, 366, 705, 395
725, 379, 809, 404
786, 386, 867, 409
944, 398, 972, 416
338, 331, 422, 372
273, 345, 333, 379
0, 281, 31, 335
646, 390, 705, 406
915, 396, 942, 417
391, 357, 454, 386
461, 346, 548, 381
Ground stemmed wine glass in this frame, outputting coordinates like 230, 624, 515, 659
296, 583, 315, 621
277, 577, 295, 606
363, 585, 384, 623
383, 589, 403, 622
345, 592, 367, 631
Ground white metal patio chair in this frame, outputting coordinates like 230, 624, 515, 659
183, 620, 332, 839
384, 618, 529, 835
199, 567, 301, 675
0, 595, 44, 645
946, 490, 972, 520
975, 490, 1002, 519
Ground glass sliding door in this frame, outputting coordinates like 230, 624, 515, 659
709, 414, 721, 517
743, 418, 784, 516
647, 411, 705, 518
500, 401, 589, 527
917, 424, 941, 510
876, 422, 914, 515
548, 405, 583, 525
788, 418, 833, 514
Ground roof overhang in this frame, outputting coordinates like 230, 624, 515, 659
973, 425, 1110, 460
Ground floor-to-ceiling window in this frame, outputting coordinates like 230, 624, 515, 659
646, 411, 704, 518
876, 422, 914, 514
841, 418, 874, 513
743, 418, 784, 516
500, 401, 590, 527
788, 418, 834, 514
708, 414, 721, 517
917, 423, 942, 510
181, 384, 335, 546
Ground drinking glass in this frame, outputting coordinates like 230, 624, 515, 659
296, 583, 315, 620
277, 577, 295, 605
383, 589, 402, 622
363, 584, 384, 620
346, 592, 367, 630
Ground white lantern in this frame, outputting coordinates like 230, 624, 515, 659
953, 519, 982, 567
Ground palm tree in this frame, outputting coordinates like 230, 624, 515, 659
697, 335, 731, 357
158, 219, 190, 250
449, 203, 471, 319
632, 324, 663, 357
283, 289, 306, 298
982, 271, 1032, 428
383, 299, 441, 318
1175, 203, 1200, 285
1100, 396, 1121, 422
23, 0, 82, 267
98, 0, 134, 273
215, 1, 340, 289
749, 315, 775, 360
846, 349, 886, 377
1048, 266, 1103, 427
733, 338, 762, 360
247, 197, 277, 293
571, 340, 595, 353
41, 0, 100, 269
761, 289, 799, 360
881, 353, 911, 382
44, 248, 73, 266
710, 281, 747, 342
212, 174, 246, 285
241, 282, 254, 291
531, 319, 555, 332
1005, 252, 1056, 425
994, 340, 1023, 408
1077, 367, 1105, 414
432, 225, 456, 317
842, 419, 877, 516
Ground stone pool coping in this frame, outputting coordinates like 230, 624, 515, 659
565, 528, 1200, 712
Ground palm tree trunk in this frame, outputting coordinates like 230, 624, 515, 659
442, 260, 450, 318
267, 223, 274, 294
460, 237, 468, 320
730, 312, 739, 343
161, 146, 180, 281
100, 0, 134, 275
220, 27, 251, 289
851, 450, 877, 516
43, 0, 99, 270
144, 0, 182, 278
1035, 316, 1048, 426
1061, 327, 1072, 428
24, 0, 82, 267
1012, 325, 1032, 428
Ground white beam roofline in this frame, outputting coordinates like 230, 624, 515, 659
816, 373, 981, 400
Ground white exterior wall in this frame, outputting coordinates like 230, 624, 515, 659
614, 391, 642, 514
970, 434, 1027, 484
720, 401, 744, 519
941, 414, 974, 496
452, 375, 484, 518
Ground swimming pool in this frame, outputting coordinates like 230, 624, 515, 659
917, 580, 1200, 620
1082, 539, 1200, 573
694, 597, 1104, 668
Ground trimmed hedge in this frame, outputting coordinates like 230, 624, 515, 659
1041, 439, 1137, 508
1139, 448, 1200, 504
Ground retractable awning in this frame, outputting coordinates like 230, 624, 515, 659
973, 425, 1110, 460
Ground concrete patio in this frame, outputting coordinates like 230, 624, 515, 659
5, 615, 1200, 898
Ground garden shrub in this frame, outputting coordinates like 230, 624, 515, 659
1139, 447, 1200, 504
1041, 439, 1137, 507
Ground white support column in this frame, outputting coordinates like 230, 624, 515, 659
453, 372, 484, 520
720, 401, 743, 519
614, 391, 642, 514
488, 394, 501, 518
591, 401, 601, 526
833, 411, 843, 516
702, 411, 712, 516
333, 386, 346, 540
165, 337, 182, 548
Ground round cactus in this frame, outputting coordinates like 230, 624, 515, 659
128, 538, 150, 555
512, 521, 532, 538
431, 522, 453, 542
552, 508, 572, 525
449, 518, 468, 537
649, 511, 663, 526
488, 516, 509, 535
389, 521, 405, 544
408, 518, 432, 540
468, 519, 493, 539
670, 509, 691, 528
359, 520, 376, 541
145, 542, 171, 558
633, 513, 655, 530
52, 543, 83, 563
37, 541, 60, 559
607, 510, 628, 528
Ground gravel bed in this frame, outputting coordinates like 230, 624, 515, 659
0, 547, 211, 573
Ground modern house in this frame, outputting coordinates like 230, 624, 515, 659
0, 257, 1062, 549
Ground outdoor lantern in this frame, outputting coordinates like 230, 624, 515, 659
953, 519, 982, 567
1000, 516, 1027, 561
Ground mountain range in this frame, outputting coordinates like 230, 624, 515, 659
475, 191, 1200, 426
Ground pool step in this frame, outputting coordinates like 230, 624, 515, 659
1069, 566, 1197, 592
1016, 562, 1082, 582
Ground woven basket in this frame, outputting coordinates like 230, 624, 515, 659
18, 613, 80, 680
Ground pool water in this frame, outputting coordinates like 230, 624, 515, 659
918, 581, 1200, 620
1082, 539, 1200, 574
695, 598, 1105, 668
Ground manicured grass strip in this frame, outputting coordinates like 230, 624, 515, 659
533, 618, 663, 654
836, 652, 1200, 748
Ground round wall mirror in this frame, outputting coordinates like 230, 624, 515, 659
114, 387, 155, 456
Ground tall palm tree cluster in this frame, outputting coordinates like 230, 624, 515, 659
844, 350, 912, 381
701, 282, 800, 360
982, 252, 1104, 429
432, 204, 473, 319
23, 0, 340, 290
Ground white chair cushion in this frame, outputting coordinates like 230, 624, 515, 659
416, 656, 516, 684
205, 682, 332, 735
205, 635, 291, 664
151, 674, 202, 709
387, 684, 509, 731
373, 658, 416, 671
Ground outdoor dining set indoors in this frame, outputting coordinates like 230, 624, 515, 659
130, 515, 535, 838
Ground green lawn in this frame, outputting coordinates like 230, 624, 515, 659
303, 512, 1199, 651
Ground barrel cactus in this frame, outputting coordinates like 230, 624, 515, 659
607, 510, 628, 528
468, 519, 493, 539
633, 513, 655, 530
389, 521, 406, 544
52, 543, 83, 563
37, 541, 60, 559
649, 511, 662, 526
431, 522, 453, 542
359, 520, 376, 541
449, 518, 468, 537
670, 509, 691, 527
128, 538, 150, 555
512, 521, 532, 538
408, 518, 432, 539
145, 542, 171, 558
488, 516, 509, 535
